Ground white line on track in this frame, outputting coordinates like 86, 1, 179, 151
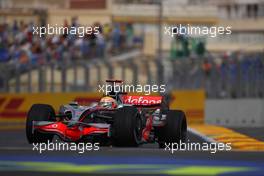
187, 127, 217, 143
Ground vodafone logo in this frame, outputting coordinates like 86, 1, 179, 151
123, 95, 162, 105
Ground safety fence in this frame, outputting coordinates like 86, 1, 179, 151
0, 51, 263, 99
167, 52, 264, 98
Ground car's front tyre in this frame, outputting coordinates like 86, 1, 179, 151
112, 106, 142, 147
26, 104, 56, 144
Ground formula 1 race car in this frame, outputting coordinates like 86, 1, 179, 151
26, 80, 187, 147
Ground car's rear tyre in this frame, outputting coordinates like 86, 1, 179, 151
161, 95, 169, 111
26, 104, 56, 144
156, 110, 187, 148
112, 106, 142, 147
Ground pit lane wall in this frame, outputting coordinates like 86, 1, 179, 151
169, 90, 205, 124
205, 99, 264, 127
0, 90, 205, 123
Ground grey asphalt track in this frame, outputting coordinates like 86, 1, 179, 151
0, 128, 264, 176
231, 127, 264, 141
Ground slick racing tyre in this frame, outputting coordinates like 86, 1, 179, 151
156, 110, 187, 148
26, 104, 56, 144
160, 97, 169, 111
112, 106, 142, 147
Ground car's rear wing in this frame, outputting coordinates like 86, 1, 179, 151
106, 79, 123, 83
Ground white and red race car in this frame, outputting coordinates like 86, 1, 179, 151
26, 80, 187, 147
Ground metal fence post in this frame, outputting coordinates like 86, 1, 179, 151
121, 62, 126, 81
27, 64, 32, 93
61, 64, 67, 92
144, 60, 152, 85
1, 66, 10, 93
73, 63, 78, 90
4, 75, 9, 93
171, 60, 179, 89
96, 64, 101, 88
15, 66, 21, 93
131, 60, 138, 85
50, 63, 55, 92
155, 59, 164, 85
84, 63, 90, 91
105, 61, 113, 79
38, 65, 46, 92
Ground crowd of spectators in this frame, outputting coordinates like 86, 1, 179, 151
0, 18, 143, 68
1, 18, 263, 97
201, 52, 264, 98
168, 51, 264, 98
202, 52, 264, 80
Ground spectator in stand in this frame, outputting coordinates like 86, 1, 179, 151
126, 23, 134, 48
12, 20, 19, 35
202, 59, 212, 77
103, 23, 111, 41
0, 19, 141, 67
94, 23, 106, 58
0, 23, 9, 62
112, 23, 121, 54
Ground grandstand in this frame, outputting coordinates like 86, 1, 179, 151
1, 0, 264, 97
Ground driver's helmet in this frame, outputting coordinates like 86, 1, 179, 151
99, 96, 117, 108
